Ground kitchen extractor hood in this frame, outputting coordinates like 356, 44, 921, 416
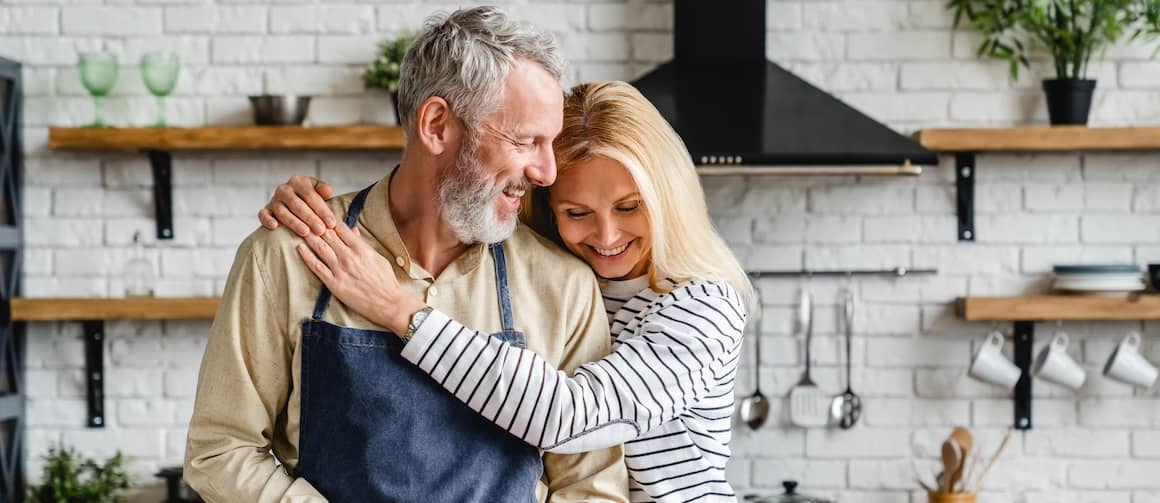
631, 0, 939, 175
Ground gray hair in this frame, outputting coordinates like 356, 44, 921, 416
396, 6, 565, 138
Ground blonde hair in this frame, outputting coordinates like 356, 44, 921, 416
522, 81, 754, 307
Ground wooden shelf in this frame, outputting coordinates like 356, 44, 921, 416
49, 125, 406, 151
10, 297, 220, 429
914, 125, 1160, 152
916, 125, 1160, 242
957, 295, 1160, 321
10, 297, 219, 321
956, 293, 1160, 432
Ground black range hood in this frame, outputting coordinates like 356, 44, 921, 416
631, 0, 939, 175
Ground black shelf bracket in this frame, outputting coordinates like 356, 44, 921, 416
143, 150, 174, 240
81, 321, 105, 428
955, 153, 975, 241
1013, 321, 1034, 430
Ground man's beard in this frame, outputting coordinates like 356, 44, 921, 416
437, 135, 526, 244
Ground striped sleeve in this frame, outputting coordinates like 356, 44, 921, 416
398, 281, 747, 454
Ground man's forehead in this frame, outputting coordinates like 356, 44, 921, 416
491, 98, 563, 137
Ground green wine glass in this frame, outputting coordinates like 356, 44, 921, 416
77, 52, 118, 127
140, 51, 180, 127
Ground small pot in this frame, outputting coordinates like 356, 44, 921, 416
1042, 78, 1096, 125
155, 466, 203, 503
744, 481, 835, 503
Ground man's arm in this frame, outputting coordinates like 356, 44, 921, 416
541, 273, 629, 503
184, 235, 326, 502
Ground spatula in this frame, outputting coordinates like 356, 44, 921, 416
789, 288, 829, 428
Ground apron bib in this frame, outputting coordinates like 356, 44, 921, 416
296, 184, 541, 502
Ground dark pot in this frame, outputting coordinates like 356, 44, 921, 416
1042, 78, 1096, 125
155, 466, 203, 503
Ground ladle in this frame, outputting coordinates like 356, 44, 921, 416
738, 285, 769, 430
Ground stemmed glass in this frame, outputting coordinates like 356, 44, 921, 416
140, 51, 180, 127
77, 52, 118, 127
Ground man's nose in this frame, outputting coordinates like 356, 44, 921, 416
526, 145, 557, 187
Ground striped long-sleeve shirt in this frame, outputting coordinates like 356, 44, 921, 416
400, 276, 747, 502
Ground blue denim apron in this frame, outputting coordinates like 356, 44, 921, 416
296, 184, 542, 502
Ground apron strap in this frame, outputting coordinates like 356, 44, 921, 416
311, 183, 375, 321
489, 243, 516, 333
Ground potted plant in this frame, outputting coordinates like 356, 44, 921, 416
949, 0, 1160, 125
363, 33, 416, 125
26, 446, 131, 503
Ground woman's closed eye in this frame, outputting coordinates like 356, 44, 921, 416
564, 204, 638, 219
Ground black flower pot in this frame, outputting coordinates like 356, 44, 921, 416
1042, 78, 1096, 125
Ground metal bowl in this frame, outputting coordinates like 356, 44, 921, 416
248, 95, 312, 125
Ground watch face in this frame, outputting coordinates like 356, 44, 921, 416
406, 307, 433, 338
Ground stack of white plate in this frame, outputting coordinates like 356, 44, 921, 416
1053, 264, 1145, 296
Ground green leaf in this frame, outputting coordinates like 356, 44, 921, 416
947, 0, 1160, 73
26, 446, 130, 503
364, 33, 416, 91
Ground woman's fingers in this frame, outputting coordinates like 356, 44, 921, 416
271, 204, 311, 237
258, 207, 279, 231
296, 243, 334, 285
333, 220, 362, 248
273, 184, 324, 235
304, 234, 339, 270
288, 176, 337, 230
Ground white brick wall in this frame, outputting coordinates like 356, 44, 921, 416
9, 0, 1160, 501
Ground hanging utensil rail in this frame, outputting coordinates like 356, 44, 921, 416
748, 267, 937, 278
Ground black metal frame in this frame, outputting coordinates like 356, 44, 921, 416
82, 322, 105, 428
955, 153, 976, 241
144, 150, 174, 240
0, 56, 26, 502
1013, 321, 1034, 430
749, 268, 937, 278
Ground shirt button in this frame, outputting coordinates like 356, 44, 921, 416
395, 256, 405, 267
429, 286, 438, 297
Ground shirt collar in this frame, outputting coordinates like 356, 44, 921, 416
357, 166, 488, 280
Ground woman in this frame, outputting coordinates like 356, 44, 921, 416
260, 81, 752, 502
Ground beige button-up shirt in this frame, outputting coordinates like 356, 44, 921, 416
184, 173, 629, 502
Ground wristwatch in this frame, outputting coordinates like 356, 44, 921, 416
402, 306, 434, 342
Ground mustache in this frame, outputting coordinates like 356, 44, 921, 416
502, 179, 531, 193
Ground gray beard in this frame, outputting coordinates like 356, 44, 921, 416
437, 140, 519, 244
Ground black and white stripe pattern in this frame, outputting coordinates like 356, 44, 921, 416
399, 278, 746, 503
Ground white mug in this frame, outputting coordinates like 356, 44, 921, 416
968, 331, 1021, 388
1033, 332, 1086, 390
1104, 332, 1158, 388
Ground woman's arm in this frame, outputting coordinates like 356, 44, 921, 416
399, 281, 746, 453
259, 177, 747, 453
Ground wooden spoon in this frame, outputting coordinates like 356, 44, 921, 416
939, 439, 962, 492
949, 427, 973, 491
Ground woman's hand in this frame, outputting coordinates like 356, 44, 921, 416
259, 175, 338, 237
296, 222, 426, 334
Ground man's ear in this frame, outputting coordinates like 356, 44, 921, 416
414, 96, 460, 156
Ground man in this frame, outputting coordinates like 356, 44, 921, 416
184, 7, 628, 502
